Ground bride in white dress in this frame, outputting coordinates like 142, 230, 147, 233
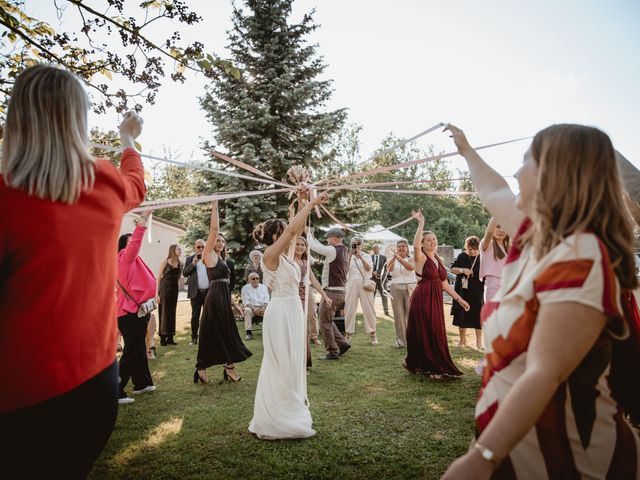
248, 191, 328, 440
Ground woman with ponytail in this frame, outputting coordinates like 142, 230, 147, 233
442, 124, 640, 479
248, 190, 328, 440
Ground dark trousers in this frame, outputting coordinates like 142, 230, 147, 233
374, 278, 389, 314
318, 289, 349, 356
190, 289, 207, 340
118, 312, 153, 396
0, 360, 118, 479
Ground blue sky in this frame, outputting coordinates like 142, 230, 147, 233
30, 1, 640, 183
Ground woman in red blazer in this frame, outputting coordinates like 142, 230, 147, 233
0, 65, 145, 478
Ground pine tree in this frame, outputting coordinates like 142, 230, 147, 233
191, 0, 347, 265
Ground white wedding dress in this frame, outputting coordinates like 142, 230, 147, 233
248, 256, 316, 439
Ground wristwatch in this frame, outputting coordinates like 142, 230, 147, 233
473, 443, 498, 465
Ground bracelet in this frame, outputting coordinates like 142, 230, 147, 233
472, 443, 499, 466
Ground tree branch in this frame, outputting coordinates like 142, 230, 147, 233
65, 0, 202, 74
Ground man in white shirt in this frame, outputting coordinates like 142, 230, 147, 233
308, 227, 351, 360
241, 273, 270, 340
182, 239, 210, 345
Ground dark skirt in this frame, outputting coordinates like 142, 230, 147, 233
196, 280, 252, 369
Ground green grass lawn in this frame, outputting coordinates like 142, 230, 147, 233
90, 300, 483, 480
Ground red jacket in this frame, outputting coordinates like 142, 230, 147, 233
116, 225, 156, 316
0, 148, 145, 413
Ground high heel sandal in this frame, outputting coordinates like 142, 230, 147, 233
193, 369, 208, 384
223, 365, 242, 382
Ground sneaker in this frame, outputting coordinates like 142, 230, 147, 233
189, 338, 198, 346
310, 338, 321, 346
394, 338, 405, 349
371, 335, 379, 346
319, 353, 340, 360
118, 396, 135, 405
133, 385, 157, 395
245, 331, 253, 341
339, 343, 351, 356
147, 346, 157, 359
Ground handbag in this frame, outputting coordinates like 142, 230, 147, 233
117, 280, 157, 318
354, 257, 376, 292
461, 254, 479, 290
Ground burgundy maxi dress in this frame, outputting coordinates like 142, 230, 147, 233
404, 257, 462, 376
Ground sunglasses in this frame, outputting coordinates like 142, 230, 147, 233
196, 246, 204, 249
249, 277, 259, 280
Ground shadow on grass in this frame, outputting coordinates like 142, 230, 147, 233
91, 305, 482, 480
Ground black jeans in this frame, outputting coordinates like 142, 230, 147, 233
190, 289, 207, 340
0, 360, 118, 479
118, 312, 153, 396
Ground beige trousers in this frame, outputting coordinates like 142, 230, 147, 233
344, 278, 377, 334
390, 283, 414, 345
307, 294, 319, 340
244, 307, 262, 331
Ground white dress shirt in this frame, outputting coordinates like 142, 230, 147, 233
196, 261, 210, 289
308, 232, 338, 288
241, 283, 270, 306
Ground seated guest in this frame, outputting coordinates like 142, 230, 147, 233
245, 250, 263, 282
241, 273, 270, 340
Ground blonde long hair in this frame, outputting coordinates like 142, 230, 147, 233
1, 64, 95, 203
527, 124, 637, 289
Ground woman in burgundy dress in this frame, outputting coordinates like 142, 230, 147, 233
403, 210, 470, 378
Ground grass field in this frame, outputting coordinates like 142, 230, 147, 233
90, 299, 484, 480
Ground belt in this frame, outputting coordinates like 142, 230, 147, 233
325, 287, 345, 292
198, 288, 209, 293
210, 279, 229, 284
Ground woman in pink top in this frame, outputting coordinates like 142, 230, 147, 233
116, 212, 157, 404
479, 216, 510, 303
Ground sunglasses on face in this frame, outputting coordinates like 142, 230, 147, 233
196, 246, 204, 249
250, 277, 259, 281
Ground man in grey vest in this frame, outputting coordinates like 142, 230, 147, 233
308, 227, 351, 360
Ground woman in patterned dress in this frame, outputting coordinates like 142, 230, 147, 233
442, 124, 640, 479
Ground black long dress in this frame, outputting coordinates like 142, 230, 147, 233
158, 262, 181, 337
196, 259, 252, 369
450, 252, 484, 329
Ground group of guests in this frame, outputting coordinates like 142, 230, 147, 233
3, 64, 639, 479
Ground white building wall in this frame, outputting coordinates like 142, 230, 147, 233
119, 213, 187, 277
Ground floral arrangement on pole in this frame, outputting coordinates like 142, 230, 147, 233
286, 165, 321, 218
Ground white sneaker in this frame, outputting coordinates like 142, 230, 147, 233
394, 338, 405, 348
133, 385, 157, 395
371, 335, 379, 346
118, 396, 135, 405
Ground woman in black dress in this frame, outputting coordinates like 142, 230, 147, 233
194, 200, 252, 383
450, 236, 484, 349
157, 244, 182, 346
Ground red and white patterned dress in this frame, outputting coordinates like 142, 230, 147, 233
477, 220, 640, 479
